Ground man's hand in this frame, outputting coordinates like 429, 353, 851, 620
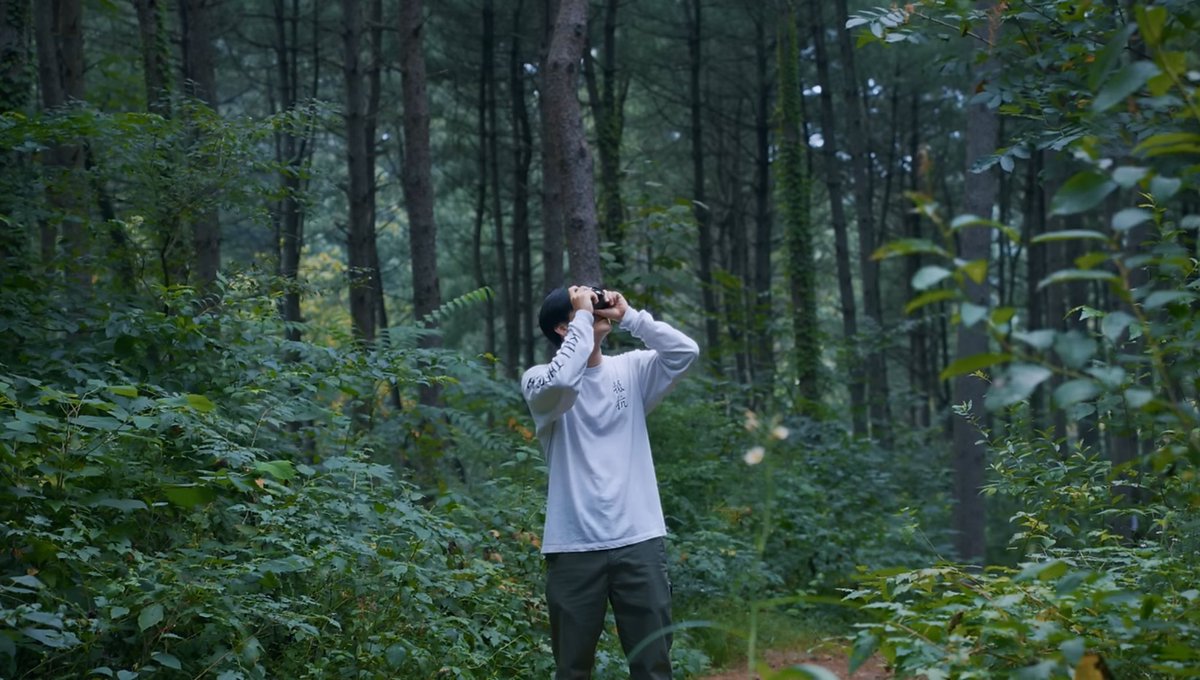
594, 289, 628, 323
568, 285, 596, 313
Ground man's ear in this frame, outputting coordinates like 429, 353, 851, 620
555, 323, 568, 340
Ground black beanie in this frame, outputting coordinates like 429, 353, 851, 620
538, 287, 572, 346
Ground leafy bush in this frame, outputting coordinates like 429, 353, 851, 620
0, 274, 558, 679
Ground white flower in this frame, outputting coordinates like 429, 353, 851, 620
743, 446, 765, 466
744, 410, 760, 432
771, 425, 790, 441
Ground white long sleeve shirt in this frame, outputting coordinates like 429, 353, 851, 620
521, 308, 700, 553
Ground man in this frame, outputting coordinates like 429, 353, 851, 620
521, 284, 700, 680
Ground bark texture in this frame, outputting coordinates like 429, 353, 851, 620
540, 0, 601, 286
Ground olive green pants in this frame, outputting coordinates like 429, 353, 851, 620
545, 537, 673, 680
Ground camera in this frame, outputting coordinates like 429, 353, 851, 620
591, 286, 612, 310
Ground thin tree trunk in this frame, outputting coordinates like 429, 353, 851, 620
179, 0, 221, 291
538, 0, 563, 294
809, 0, 864, 434
273, 0, 316, 344
475, 1, 496, 362
779, 10, 819, 405
952, 0, 1001, 564
906, 92, 932, 427
134, 0, 170, 115
834, 0, 889, 438
342, 0, 375, 343
751, 11, 774, 403
1023, 149, 1045, 423
483, 0, 516, 377
0, 0, 31, 262
685, 0, 720, 373
510, 0, 535, 367
584, 0, 625, 277
399, 0, 443, 406
541, 0, 601, 286
33, 0, 88, 294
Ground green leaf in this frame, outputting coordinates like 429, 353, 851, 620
1133, 132, 1200, 158
959, 302, 989, 328
1124, 388, 1153, 409
911, 265, 952, 291
904, 289, 957, 314
163, 484, 216, 508
92, 498, 148, 512
1050, 172, 1117, 216
1086, 366, 1126, 389
1031, 229, 1109, 244
1093, 61, 1159, 112
1112, 166, 1148, 189
1135, 5, 1166, 49
22, 627, 79, 649
11, 574, 45, 590
1017, 559, 1069, 582
152, 652, 182, 670
109, 385, 139, 398
1149, 175, 1181, 201
949, 214, 1021, 242
1055, 331, 1097, 370
1011, 329, 1056, 351
253, 460, 297, 481
1144, 290, 1196, 309
1054, 379, 1100, 407
1101, 311, 1135, 342
1112, 208, 1152, 232
939, 353, 1011, 382
69, 415, 123, 431
185, 394, 214, 412
960, 259, 988, 284
138, 604, 164, 632
986, 364, 1053, 409
1037, 270, 1119, 290
849, 633, 879, 675
872, 238, 950, 260
991, 307, 1017, 325
1088, 24, 1138, 90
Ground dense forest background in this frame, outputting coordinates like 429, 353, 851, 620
1, 0, 1197, 677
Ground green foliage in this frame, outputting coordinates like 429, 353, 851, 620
856, 0, 1200, 675
0, 273, 557, 679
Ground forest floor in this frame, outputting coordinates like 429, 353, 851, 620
697, 648, 890, 680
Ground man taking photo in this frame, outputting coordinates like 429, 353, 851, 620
522, 284, 700, 680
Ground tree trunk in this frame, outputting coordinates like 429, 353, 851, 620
538, 0, 563, 295
584, 0, 626, 277
342, 0, 375, 343
399, 0, 443, 395
483, 0, 516, 377
510, 0, 535, 367
474, 1, 496, 362
273, 0, 317, 344
952, 1, 1001, 564
134, 0, 170, 115
541, 0, 601, 286
834, 0, 890, 438
178, 0, 220, 291
751, 10, 774, 403
808, 0, 864, 434
33, 0, 88, 294
906, 93, 933, 427
685, 0, 721, 372
0, 0, 31, 261
779, 11, 819, 405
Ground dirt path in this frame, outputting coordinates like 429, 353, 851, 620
696, 649, 890, 680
